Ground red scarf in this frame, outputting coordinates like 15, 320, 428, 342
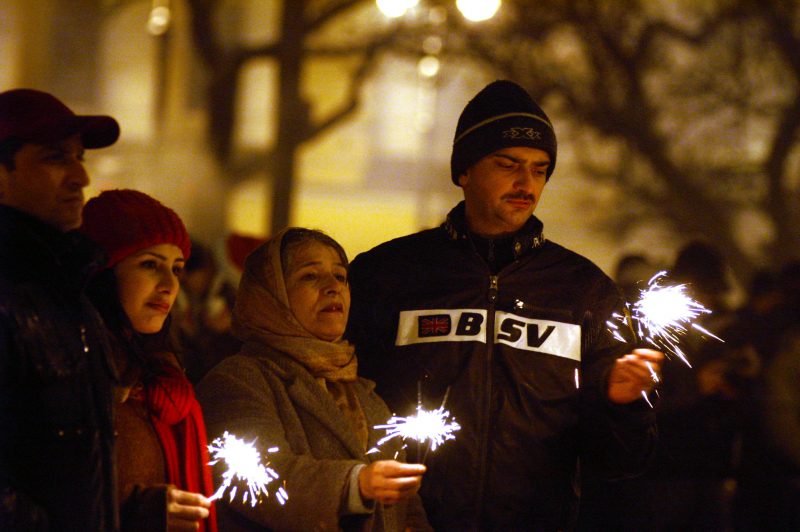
146, 366, 218, 532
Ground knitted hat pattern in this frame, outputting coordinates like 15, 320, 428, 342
450, 80, 557, 185
81, 189, 191, 268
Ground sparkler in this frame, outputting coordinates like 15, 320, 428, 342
207, 431, 288, 507
608, 270, 724, 367
371, 387, 461, 464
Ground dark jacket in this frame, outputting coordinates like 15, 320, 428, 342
347, 202, 656, 531
0, 205, 119, 531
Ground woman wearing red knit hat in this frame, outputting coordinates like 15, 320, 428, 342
81, 189, 217, 532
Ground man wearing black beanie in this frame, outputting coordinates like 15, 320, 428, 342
347, 80, 662, 531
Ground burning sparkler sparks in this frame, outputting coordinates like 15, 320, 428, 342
369, 385, 460, 464
207, 431, 288, 507
374, 405, 461, 454
608, 271, 724, 367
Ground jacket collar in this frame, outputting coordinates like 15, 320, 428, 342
441, 201, 546, 260
0, 205, 105, 292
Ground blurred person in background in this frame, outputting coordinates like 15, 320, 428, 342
604, 240, 753, 531
173, 239, 240, 384
81, 189, 216, 532
612, 253, 661, 303
734, 260, 800, 531
0, 88, 120, 531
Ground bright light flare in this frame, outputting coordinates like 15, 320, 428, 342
208, 431, 288, 507
457, 0, 501, 22
609, 271, 724, 367
374, 406, 461, 453
147, 4, 171, 35
376, 0, 419, 18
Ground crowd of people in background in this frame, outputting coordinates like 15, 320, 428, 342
581, 243, 800, 531
0, 83, 797, 532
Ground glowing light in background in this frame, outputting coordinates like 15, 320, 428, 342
457, 0, 501, 22
376, 0, 420, 18
417, 55, 440, 78
146, 1, 172, 36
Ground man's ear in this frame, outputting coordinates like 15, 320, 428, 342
457, 170, 468, 188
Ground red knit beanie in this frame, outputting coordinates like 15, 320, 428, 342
81, 189, 191, 269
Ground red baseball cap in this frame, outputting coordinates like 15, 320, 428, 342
0, 88, 119, 148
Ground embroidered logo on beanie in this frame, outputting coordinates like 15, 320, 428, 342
450, 80, 557, 185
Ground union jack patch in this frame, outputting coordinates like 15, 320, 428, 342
418, 315, 452, 337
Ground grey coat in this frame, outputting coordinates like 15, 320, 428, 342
197, 342, 426, 531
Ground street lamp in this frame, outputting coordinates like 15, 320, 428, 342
456, 0, 501, 22
146, 0, 172, 36
376, 0, 420, 18
375, 0, 500, 22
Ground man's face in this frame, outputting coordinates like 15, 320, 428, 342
458, 146, 550, 237
0, 134, 89, 231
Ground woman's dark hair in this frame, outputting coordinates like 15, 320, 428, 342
280, 228, 349, 275
86, 268, 175, 386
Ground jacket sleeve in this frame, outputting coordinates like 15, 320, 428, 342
197, 357, 365, 531
0, 314, 49, 531
404, 493, 434, 532
120, 484, 168, 532
346, 253, 387, 385
578, 291, 658, 481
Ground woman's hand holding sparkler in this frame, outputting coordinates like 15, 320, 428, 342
358, 460, 427, 505
165, 486, 211, 531
607, 348, 664, 404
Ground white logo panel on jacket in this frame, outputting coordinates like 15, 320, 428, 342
396, 309, 582, 361
494, 311, 581, 361
395, 309, 488, 345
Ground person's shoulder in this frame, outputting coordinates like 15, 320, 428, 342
198, 353, 259, 386
355, 228, 443, 261
540, 240, 611, 278
201, 347, 297, 385
533, 240, 619, 300
350, 228, 446, 278
355, 375, 392, 416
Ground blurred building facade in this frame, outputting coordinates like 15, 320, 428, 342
0, 0, 678, 274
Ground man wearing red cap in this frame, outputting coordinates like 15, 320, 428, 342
347, 80, 663, 530
0, 89, 121, 531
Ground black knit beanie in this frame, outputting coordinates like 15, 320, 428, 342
450, 80, 557, 185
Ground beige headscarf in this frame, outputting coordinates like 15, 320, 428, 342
232, 228, 368, 449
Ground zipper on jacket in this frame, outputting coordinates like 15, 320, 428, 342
475, 274, 498, 523
80, 325, 89, 353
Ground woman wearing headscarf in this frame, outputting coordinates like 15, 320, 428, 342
81, 189, 217, 532
197, 228, 430, 531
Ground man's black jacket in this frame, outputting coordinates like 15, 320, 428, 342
0, 205, 119, 531
347, 202, 656, 531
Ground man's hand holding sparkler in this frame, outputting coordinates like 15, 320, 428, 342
358, 460, 427, 505
607, 348, 664, 404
